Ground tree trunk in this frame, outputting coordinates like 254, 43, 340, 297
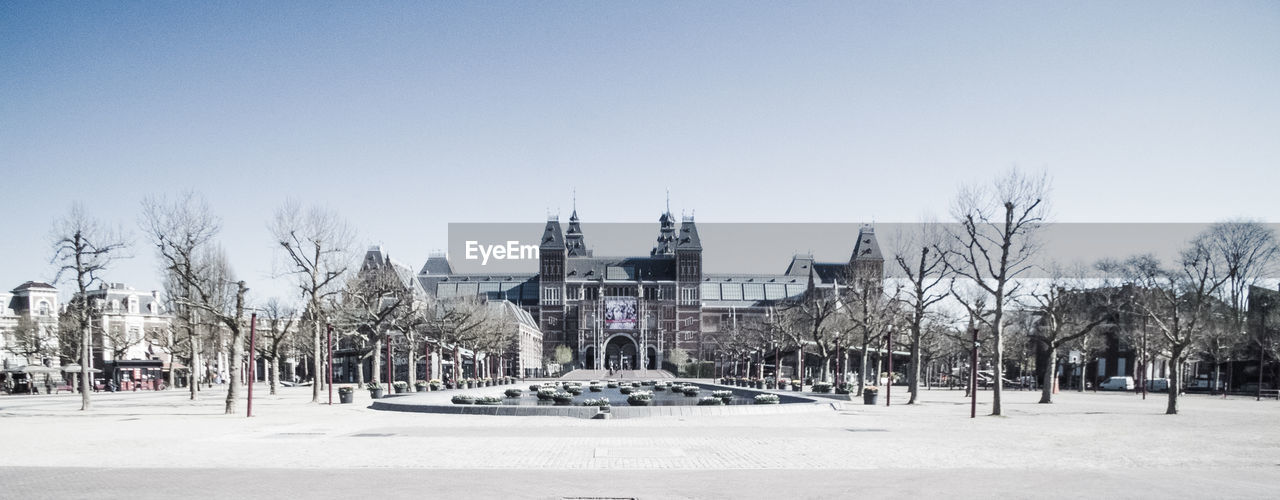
80, 324, 92, 410
1039, 345, 1057, 404
189, 336, 200, 400
908, 320, 922, 404
311, 317, 322, 403
224, 328, 243, 415
1167, 349, 1184, 415
408, 341, 418, 392
372, 338, 382, 385
269, 356, 279, 395
992, 312, 1005, 416
858, 341, 869, 395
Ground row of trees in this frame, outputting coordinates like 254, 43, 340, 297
708, 169, 1277, 416
41, 193, 519, 415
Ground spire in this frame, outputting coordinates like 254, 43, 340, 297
652, 202, 678, 256
540, 215, 565, 250
566, 202, 588, 257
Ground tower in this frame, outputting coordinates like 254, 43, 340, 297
538, 215, 566, 357
849, 225, 884, 290
674, 214, 703, 354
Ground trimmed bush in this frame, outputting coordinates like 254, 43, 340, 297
451, 395, 476, 405
698, 396, 723, 406
504, 388, 523, 398
627, 391, 654, 406
536, 388, 557, 400
812, 382, 833, 394
552, 391, 574, 405
681, 385, 700, 396
581, 398, 611, 407
754, 394, 780, 405
475, 396, 503, 405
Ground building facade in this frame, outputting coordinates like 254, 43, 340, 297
418, 206, 884, 374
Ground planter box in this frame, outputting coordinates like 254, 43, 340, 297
863, 393, 878, 405
394, 386, 406, 394
369, 388, 384, 399
339, 392, 354, 404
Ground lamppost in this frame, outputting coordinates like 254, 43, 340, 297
326, 321, 333, 406
971, 326, 980, 419
247, 312, 256, 418
886, 325, 894, 407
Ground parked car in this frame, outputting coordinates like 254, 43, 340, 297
1099, 376, 1135, 391
1144, 378, 1169, 392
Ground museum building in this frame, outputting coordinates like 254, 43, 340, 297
418, 207, 884, 375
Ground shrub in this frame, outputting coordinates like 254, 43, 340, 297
812, 382, 833, 393
475, 396, 503, 405
451, 395, 476, 405
681, 385, 700, 396
711, 390, 733, 399
698, 396, 723, 406
504, 388, 523, 398
619, 386, 634, 394
606, 381, 619, 388
654, 384, 667, 391
631, 382, 641, 388
627, 391, 654, 406
536, 387, 558, 400
393, 381, 408, 389
754, 394, 780, 405
581, 398, 611, 407
836, 383, 853, 394
365, 382, 383, 390
530, 384, 542, 391
552, 391, 574, 405
588, 385, 603, 392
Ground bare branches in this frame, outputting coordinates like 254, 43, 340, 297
49, 202, 132, 410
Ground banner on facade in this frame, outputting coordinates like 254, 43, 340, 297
604, 297, 637, 330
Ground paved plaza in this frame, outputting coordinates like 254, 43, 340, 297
2, 384, 1278, 498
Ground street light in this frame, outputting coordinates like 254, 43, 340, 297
971, 327, 980, 419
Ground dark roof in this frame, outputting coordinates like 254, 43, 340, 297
813, 263, 852, 284
419, 253, 454, 275
565, 257, 675, 282
784, 254, 814, 276
851, 226, 883, 261
651, 212, 678, 256
540, 219, 565, 250
566, 210, 590, 257
12, 281, 56, 292
676, 218, 701, 251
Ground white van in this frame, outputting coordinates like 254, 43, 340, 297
1099, 376, 1135, 391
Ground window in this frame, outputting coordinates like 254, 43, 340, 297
37, 301, 51, 316
679, 287, 699, 305
542, 286, 562, 305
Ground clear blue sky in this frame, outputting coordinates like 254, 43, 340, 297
2, 1, 1277, 302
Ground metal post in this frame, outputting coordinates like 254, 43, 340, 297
326, 323, 333, 406
971, 327, 978, 419
247, 313, 256, 418
386, 335, 392, 389
886, 329, 893, 407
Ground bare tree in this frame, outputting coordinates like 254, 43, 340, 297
1118, 239, 1230, 414
892, 222, 950, 404
258, 298, 297, 395
143, 193, 250, 415
50, 203, 131, 410
1026, 266, 1110, 403
842, 277, 901, 395
270, 201, 355, 403
945, 168, 1049, 416
338, 261, 415, 386
3, 316, 56, 363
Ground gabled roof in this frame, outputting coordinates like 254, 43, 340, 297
419, 252, 454, 275
851, 226, 883, 261
540, 219, 565, 250
676, 217, 701, 251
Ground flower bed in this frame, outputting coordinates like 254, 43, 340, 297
754, 394, 780, 404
